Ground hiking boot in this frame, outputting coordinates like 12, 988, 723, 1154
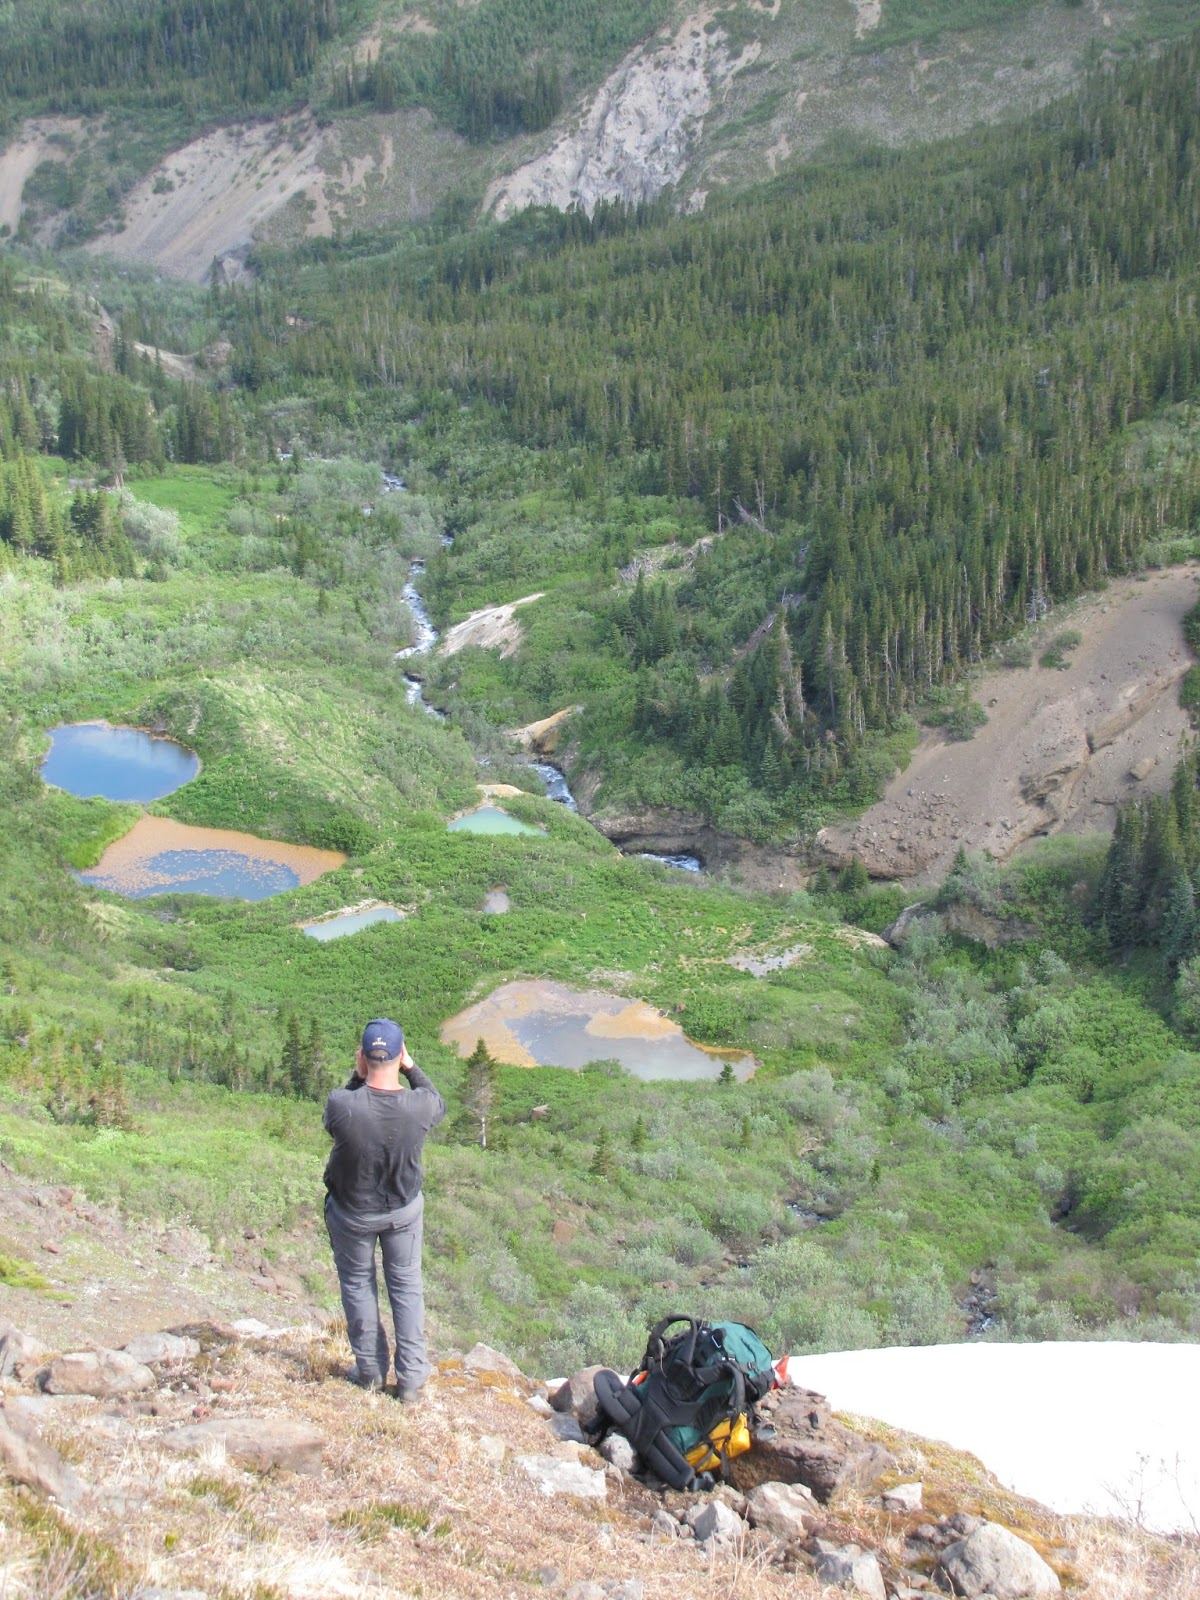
395, 1381, 426, 1405
348, 1368, 384, 1392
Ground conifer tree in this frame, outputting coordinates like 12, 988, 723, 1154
589, 1127, 616, 1179
458, 1036, 497, 1148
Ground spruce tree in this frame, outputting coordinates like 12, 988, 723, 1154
589, 1128, 616, 1179
458, 1036, 497, 1148
281, 1015, 304, 1098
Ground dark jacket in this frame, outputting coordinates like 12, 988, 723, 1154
323, 1066, 445, 1213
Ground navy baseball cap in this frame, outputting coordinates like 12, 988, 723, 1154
361, 1018, 404, 1062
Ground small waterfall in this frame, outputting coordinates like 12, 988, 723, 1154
528, 759, 578, 811
640, 852, 704, 873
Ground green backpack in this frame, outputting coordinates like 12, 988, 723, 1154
593, 1315, 778, 1490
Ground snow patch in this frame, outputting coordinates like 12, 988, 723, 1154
791, 1342, 1200, 1534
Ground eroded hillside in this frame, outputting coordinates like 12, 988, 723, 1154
821, 566, 1200, 883
0, 0, 1190, 277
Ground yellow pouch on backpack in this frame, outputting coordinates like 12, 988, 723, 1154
684, 1412, 753, 1473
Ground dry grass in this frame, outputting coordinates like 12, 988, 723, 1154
1, 1329, 1195, 1598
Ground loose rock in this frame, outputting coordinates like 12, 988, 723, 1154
550, 1364, 608, 1429
463, 1342, 524, 1379
547, 1412, 587, 1444
44, 1349, 156, 1398
0, 1321, 46, 1382
745, 1479, 818, 1540
161, 1417, 325, 1475
686, 1498, 742, 1543
518, 1453, 607, 1500
813, 1543, 887, 1600
650, 1508, 679, 1541
883, 1481, 924, 1513
0, 1408, 85, 1505
939, 1522, 1062, 1599
123, 1332, 201, 1366
599, 1433, 639, 1474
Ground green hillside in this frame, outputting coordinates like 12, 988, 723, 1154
3, 24, 1200, 1378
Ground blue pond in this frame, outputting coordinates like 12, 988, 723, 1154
301, 905, 404, 941
80, 849, 300, 901
42, 723, 199, 803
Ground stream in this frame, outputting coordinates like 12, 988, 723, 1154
385, 471, 703, 872
383, 471, 447, 721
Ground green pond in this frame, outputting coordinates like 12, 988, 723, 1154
448, 805, 545, 837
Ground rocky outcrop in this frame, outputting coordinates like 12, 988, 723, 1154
883, 900, 1039, 951
817, 567, 1199, 884
592, 805, 811, 890
439, 594, 544, 659
728, 1386, 894, 1503
510, 705, 582, 756
487, 16, 758, 220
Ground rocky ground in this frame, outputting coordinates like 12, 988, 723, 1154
1, 1173, 1195, 1600
821, 566, 1200, 884
2, 1299, 1197, 1600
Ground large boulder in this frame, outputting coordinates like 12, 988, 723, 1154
939, 1522, 1062, 1598
43, 1349, 156, 1398
729, 1386, 894, 1503
161, 1417, 325, 1475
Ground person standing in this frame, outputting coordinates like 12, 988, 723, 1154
323, 1018, 445, 1399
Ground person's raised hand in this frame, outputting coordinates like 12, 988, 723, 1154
398, 1043, 415, 1074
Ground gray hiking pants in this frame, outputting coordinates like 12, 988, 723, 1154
324, 1191, 429, 1389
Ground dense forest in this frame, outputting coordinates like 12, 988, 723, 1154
218, 30, 1200, 826
330, 0, 669, 139
0, 0, 342, 118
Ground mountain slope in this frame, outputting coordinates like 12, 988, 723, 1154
1, 0, 1194, 274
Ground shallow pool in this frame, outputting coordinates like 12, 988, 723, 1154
42, 722, 199, 803
442, 979, 754, 1083
300, 905, 404, 941
78, 816, 345, 901
448, 805, 546, 837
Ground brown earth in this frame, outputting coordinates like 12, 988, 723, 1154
821, 566, 1200, 884
439, 593, 544, 660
